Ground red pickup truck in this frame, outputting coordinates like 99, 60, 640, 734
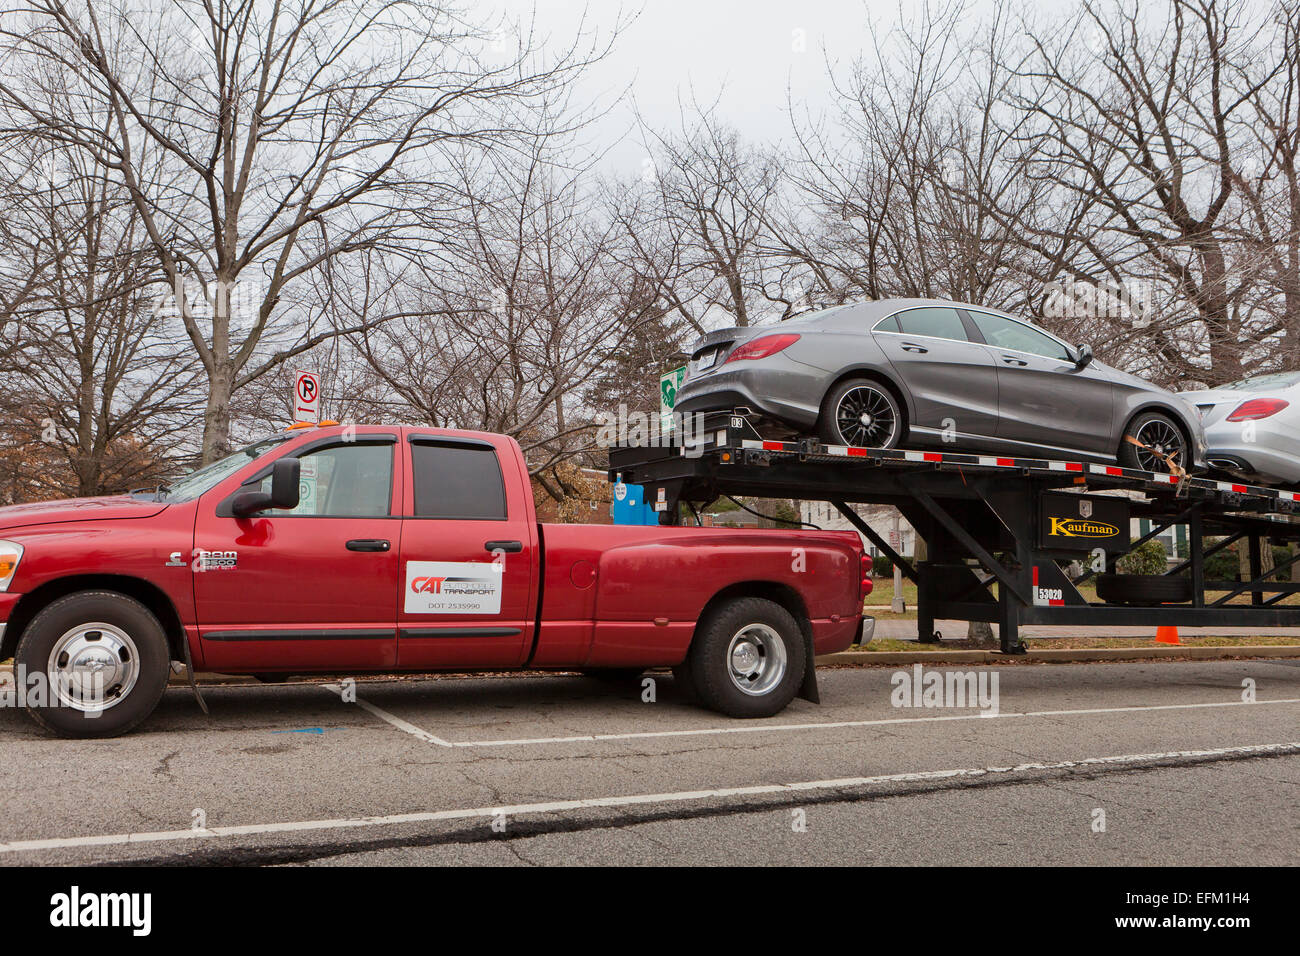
0, 424, 867, 737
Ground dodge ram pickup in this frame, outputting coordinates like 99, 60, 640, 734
0, 424, 867, 737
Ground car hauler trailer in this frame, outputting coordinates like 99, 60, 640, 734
609, 410, 1300, 655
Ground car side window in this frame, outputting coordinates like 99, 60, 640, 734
872, 315, 901, 333
411, 442, 507, 519
968, 311, 1071, 360
260, 443, 393, 517
889, 308, 968, 342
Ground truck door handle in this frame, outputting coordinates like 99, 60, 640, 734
346, 539, 391, 552
485, 540, 523, 553
901, 342, 929, 353
1002, 356, 1028, 366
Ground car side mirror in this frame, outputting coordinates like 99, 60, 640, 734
231, 458, 301, 518
1074, 343, 1094, 370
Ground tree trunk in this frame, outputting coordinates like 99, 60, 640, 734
967, 620, 996, 646
201, 363, 235, 464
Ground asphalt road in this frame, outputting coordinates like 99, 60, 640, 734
1, 659, 1297, 866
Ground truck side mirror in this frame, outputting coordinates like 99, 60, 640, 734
231, 458, 301, 517
1074, 343, 1094, 370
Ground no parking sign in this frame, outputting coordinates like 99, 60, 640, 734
293, 370, 320, 424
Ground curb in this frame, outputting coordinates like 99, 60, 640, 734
815, 644, 1300, 666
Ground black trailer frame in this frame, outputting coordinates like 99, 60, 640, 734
608, 410, 1300, 654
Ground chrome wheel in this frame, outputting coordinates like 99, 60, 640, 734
1133, 418, 1185, 473
726, 623, 788, 696
47, 622, 140, 712
834, 385, 898, 448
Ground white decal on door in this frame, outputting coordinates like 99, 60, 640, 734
404, 561, 502, 614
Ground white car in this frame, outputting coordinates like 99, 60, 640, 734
1179, 372, 1300, 485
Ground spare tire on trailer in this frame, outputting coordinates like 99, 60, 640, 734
1095, 573, 1193, 606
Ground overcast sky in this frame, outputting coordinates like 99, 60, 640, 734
496, 0, 920, 173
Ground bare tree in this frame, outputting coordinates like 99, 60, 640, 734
611, 111, 786, 331
1011, 0, 1286, 385
348, 133, 659, 479
0, 133, 200, 496
0, 0, 612, 461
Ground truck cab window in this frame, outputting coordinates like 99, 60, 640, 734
411, 442, 507, 519
262, 443, 392, 516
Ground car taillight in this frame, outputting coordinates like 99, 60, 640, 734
723, 333, 800, 363
861, 553, 873, 598
1225, 398, 1289, 421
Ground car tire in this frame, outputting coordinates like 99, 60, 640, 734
1119, 411, 1188, 474
682, 597, 806, 718
14, 590, 171, 738
1095, 573, 1193, 606
817, 378, 902, 449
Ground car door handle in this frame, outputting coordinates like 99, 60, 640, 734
901, 342, 929, 353
485, 540, 523, 553
1002, 357, 1028, 366
346, 539, 391, 552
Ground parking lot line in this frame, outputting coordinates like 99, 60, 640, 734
2, 740, 1295, 856
320, 683, 453, 746
317, 685, 1300, 748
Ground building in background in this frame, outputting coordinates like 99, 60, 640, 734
800, 501, 917, 557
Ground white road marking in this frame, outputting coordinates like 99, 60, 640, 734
319, 684, 1300, 749
321, 684, 452, 746
2, 741, 1295, 856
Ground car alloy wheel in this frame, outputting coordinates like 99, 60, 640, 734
1132, 417, 1185, 473
834, 384, 898, 448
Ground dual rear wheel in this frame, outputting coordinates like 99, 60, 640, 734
674, 597, 807, 718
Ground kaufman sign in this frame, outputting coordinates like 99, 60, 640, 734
1039, 492, 1129, 552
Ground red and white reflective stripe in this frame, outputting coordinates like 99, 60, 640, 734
730, 438, 1284, 504
1090, 464, 1125, 476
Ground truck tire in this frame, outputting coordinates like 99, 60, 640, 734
14, 591, 171, 738
1095, 573, 1193, 606
682, 597, 806, 718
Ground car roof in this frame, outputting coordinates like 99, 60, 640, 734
808, 297, 1024, 325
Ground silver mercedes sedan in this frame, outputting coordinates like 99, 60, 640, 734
674, 298, 1207, 473
1179, 371, 1300, 485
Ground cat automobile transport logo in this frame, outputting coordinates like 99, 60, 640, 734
405, 561, 502, 614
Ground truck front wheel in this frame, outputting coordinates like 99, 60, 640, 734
681, 597, 806, 718
14, 591, 171, 738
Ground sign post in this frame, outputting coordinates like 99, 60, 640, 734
293, 370, 321, 425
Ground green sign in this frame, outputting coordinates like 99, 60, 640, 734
660, 365, 686, 432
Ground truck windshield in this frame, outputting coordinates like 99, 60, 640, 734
159, 436, 289, 502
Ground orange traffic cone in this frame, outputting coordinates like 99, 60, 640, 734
1155, 626, 1180, 645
